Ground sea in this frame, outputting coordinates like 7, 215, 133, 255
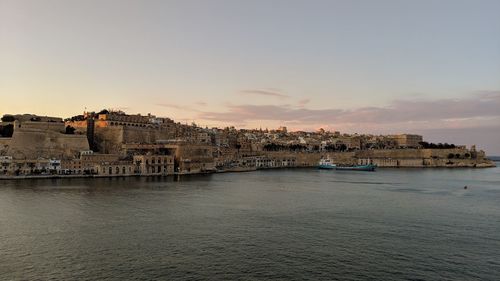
1, 164, 499, 280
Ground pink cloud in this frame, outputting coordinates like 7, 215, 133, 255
197, 91, 500, 130
240, 88, 289, 98
298, 98, 310, 107
156, 103, 201, 112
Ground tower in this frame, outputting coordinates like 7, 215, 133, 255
86, 114, 96, 151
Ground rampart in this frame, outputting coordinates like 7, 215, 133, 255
256, 149, 495, 168
94, 126, 175, 154
5, 128, 89, 160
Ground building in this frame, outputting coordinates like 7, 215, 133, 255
0, 156, 13, 175
388, 134, 423, 148
133, 155, 174, 176
79, 151, 120, 174
95, 161, 136, 176
61, 159, 83, 174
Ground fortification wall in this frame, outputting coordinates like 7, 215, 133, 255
19, 121, 65, 132
94, 127, 124, 154
122, 126, 154, 143
353, 148, 474, 159
66, 120, 88, 134
326, 152, 358, 164
121, 126, 174, 143
6, 129, 89, 160
263, 152, 358, 166
94, 126, 176, 154
355, 149, 495, 167
262, 149, 495, 168
354, 149, 426, 159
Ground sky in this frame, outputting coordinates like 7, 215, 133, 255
1, 0, 499, 154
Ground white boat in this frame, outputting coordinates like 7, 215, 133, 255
318, 158, 336, 169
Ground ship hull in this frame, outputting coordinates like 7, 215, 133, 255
335, 164, 377, 171
318, 164, 336, 169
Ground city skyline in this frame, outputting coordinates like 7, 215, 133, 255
1, 0, 499, 154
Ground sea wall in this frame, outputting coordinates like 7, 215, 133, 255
261, 151, 358, 167
354, 149, 495, 168
260, 149, 495, 168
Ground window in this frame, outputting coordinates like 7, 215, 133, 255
115, 167, 119, 174
108, 167, 112, 174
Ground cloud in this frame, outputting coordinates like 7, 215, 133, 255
414, 126, 500, 155
240, 88, 289, 98
197, 91, 500, 128
195, 101, 207, 106
298, 98, 310, 107
156, 103, 200, 112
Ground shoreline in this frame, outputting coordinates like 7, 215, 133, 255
0, 164, 496, 180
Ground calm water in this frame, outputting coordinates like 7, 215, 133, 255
1, 166, 500, 280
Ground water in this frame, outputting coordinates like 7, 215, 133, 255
1, 166, 500, 280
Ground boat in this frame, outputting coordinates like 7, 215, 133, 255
335, 164, 377, 171
318, 158, 336, 169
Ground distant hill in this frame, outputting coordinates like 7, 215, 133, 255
489, 156, 500, 161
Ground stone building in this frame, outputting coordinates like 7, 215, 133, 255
95, 161, 136, 176
133, 155, 174, 176
388, 134, 423, 148
61, 159, 83, 174
0, 114, 89, 161
0, 157, 61, 176
174, 144, 215, 174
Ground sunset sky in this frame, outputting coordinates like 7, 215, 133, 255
1, 0, 499, 154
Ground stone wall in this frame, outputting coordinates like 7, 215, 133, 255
354, 148, 478, 159
94, 126, 124, 154
19, 121, 65, 133
94, 126, 177, 154
354, 149, 495, 167
6, 128, 89, 160
253, 149, 495, 168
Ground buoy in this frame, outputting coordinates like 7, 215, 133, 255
464, 186, 468, 189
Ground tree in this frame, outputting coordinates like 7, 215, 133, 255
448, 153, 455, 159
1, 115, 15, 122
97, 109, 109, 115
0, 124, 14, 137
419, 141, 430, 148
65, 125, 76, 134
338, 144, 347, 151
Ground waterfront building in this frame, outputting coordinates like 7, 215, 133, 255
61, 159, 83, 174
96, 161, 136, 176
133, 155, 174, 176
